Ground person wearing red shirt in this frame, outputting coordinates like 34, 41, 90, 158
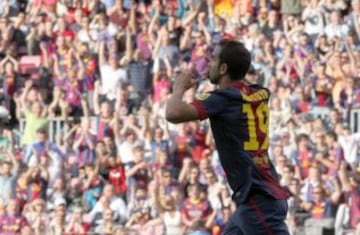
302, 184, 341, 235
173, 124, 192, 169
64, 207, 91, 235
23, 166, 49, 203
323, 131, 345, 177
2, 199, 27, 235
108, 155, 127, 197
181, 184, 212, 233
54, 17, 76, 42
107, 0, 129, 28
78, 43, 97, 93
191, 123, 208, 163
310, 185, 340, 219
53, 35, 71, 76
292, 134, 315, 180
67, 4, 90, 28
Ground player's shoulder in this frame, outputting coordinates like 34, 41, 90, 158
195, 92, 212, 101
248, 84, 271, 100
195, 89, 231, 101
229, 81, 270, 95
231, 82, 270, 102
249, 83, 271, 94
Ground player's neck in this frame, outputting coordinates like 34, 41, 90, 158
218, 76, 233, 88
219, 77, 247, 89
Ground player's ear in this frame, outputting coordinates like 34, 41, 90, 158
219, 63, 227, 76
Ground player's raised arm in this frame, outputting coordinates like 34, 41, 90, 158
165, 72, 200, 124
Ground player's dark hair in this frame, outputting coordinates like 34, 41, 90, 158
218, 39, 251, 80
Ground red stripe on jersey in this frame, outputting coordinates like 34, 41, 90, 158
249, 198, 274, 235
191, 100, 208, 120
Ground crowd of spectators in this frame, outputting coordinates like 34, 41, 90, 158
0, 0, 359, 234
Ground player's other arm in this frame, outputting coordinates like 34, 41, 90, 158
166, 73, 200, 124
166, 90, 200, 123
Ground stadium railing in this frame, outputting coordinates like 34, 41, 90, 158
14, 107, 360, 146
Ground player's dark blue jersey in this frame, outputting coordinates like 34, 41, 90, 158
192, 81, 289, 203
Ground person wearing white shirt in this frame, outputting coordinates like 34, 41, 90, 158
77, 15, 98, 51
89, 11, 119, 39
338, 126, 360, 169
99, 60, 127, 100
302, 0, 325, 38
98, 41, 127, 101
116, 131, 140, 165
205, 171, 225, 210
89, 184, 128, 225
88, 196, 111, 224
324, 11, 349, 40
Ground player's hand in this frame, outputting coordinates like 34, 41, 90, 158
173, 71, 197, 94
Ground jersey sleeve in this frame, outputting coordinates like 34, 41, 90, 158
191, 91, 228, 121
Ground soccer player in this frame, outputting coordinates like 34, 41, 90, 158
166, 39, 289, 234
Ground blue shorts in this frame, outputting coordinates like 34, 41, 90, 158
222, 194, 289, 235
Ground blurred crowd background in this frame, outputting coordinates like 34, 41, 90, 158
0, 0, 359, 234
